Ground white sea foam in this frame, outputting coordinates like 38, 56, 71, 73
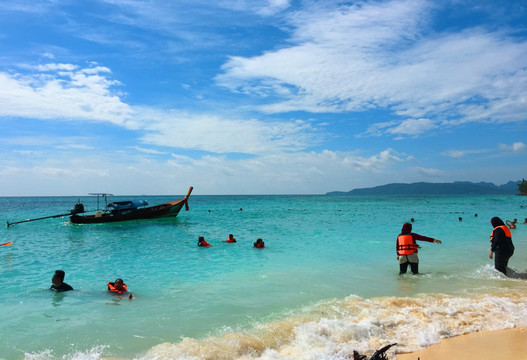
138, 291, 527, 360
24, 346, 108, 360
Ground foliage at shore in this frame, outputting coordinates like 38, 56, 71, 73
519, 179, 527, 195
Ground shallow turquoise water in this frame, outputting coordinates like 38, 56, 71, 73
0, 194, 526, 359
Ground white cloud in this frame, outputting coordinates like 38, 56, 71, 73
133, 108, 321, 155
441, 148, 489, 158
441, 143, 525, 159
513, 142, 526, 152
387, 118, 437, 137
0, 65, 131, 125
442, 150, 469, 158
35, 63, 77, 72
132, 146, 168, 155
0, 62, 323, 155
362, 118, 437, 138
0, 147, 404, 195
256, 0, 291, 16
216, 0, 527, 135
216, 0, 430, 110
499, 142, 526, 152
0, 135, 94, 149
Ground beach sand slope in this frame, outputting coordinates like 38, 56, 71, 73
397, 326, 527, 360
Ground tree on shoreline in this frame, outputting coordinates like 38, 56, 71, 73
518, 179, 527, 195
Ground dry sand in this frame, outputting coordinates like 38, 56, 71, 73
397, 326, 527, 360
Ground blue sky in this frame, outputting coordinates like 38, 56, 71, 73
0, 0, 526, 195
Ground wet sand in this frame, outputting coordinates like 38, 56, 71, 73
397, 326, 527, 360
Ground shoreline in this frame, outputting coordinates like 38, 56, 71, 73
397, 326, 527, 360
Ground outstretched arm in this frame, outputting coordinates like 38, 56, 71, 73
413, 233, 440, 244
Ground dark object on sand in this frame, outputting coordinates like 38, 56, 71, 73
353, 343, 397, 360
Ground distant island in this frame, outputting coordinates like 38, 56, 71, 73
326, 180, 522, 196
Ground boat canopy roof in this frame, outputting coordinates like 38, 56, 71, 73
108, 200, 149, 210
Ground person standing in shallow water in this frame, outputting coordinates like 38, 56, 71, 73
489, 217, 515, 275
396, 223, 441, 274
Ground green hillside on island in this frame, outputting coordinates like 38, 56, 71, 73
327, 180, 523, 195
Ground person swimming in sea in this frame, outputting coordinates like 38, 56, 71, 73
254, 238, 265, 248
198, 236, 211, 247
225, 234, 237, 243
505, 219, 517, 229
50, 270, 74, 292
107, 278, 133, 299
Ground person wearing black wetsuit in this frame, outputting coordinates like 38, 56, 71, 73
50, 270, 73, 292
489, 217, 514, 275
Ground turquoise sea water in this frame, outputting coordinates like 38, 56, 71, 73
1, 193, 527, 359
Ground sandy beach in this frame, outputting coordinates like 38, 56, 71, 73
397, 326, 527, 360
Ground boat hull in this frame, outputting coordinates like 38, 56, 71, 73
70, 199, 186, 224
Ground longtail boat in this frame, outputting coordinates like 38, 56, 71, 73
70, 187, 193, 224
7, 187, 193, 227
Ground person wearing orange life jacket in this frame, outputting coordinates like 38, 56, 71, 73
225, 234, 237, 243
396, 222, 441, 274
254, 238, 265, 248
489, 217, 515, 275
198, 236, 211, 247
505, 219, 517, 229
107, 278, 133, 299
